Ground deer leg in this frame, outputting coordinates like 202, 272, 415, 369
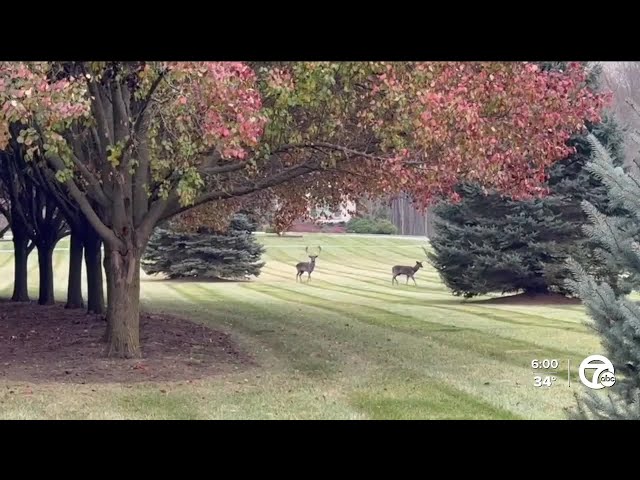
392, 275, 396, 285
406, 275, 409, 285
307, 272, 311, 282
411, 275, 417, 286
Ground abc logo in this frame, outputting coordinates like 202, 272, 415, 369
579, 355, 616, 390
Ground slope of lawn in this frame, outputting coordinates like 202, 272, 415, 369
0, 233, 601, 419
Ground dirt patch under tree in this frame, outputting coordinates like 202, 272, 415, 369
0, 300, 255, 384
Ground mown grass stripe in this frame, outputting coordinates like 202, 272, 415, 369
248, 283, 585, 374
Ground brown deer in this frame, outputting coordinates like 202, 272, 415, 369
296, 246, 321, 282
392, 261, 423, 286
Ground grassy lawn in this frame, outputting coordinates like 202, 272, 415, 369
0, 233, 601, 419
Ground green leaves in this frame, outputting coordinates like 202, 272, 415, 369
107, 142, 124, 167
54, 168, 73, 183
175, 166, 205, 207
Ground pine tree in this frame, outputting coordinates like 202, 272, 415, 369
428, 115, 627, 298
565, 124, 640, 419
428, 183, 562, 297
142, 213, 266, 281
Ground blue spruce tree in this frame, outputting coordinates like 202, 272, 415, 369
566, 112, 640, 419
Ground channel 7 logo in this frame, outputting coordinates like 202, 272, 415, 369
579, 355, 616, 390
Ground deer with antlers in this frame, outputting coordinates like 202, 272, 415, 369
296, 246, 321, 282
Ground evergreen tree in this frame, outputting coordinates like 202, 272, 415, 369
428, 183, 565, 297
566, 126, 640, 419
142, 213, 266, 281
428, 65, 627, 298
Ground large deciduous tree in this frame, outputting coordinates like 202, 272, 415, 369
36, 163, 105, 312
0, 142, 68, 305
0, 61, 608, 357
0, 172, 35, 302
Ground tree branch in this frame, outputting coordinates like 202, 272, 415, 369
37, 165, 80, 230
6, 160, 37, 241
111, 180, 128, 235
132, 68, 167, 137
137, 192, 175, 244
90, 125, 116, 199
0, 202, 9, 221
111, 80, 130, 143
162, 160, 321, 221
88, 80, 113, 152
69, 151, 111, 207
140, 140, 385, 237
90, 126, 106, 159
275, 142, 388, 162
111, 79, 133, 224
30, 187, 42, 239
40, 188, 52, 224
133, 110, 151, 227
119, 67, 168, 184
45, 152, 123, 250
200, 159, 251, 175
52, 209, 70, 241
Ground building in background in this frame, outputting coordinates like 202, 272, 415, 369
312, 200, 356, 224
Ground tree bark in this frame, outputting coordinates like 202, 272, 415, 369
84, 224, 105, 315
11, 230, 30, 302
37, 243, 55, 306
65, 231, 85, 309
102, 243, 113, 338
103, 247, 141, 358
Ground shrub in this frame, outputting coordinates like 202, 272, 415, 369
347, 218, 397, 234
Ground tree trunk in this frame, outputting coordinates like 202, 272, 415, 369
102, 243, 113, 339
104, 247, 141, 358
84, 225, 104, 315
65, 231, 84, 309
11, 231, 30, 302
37, 243, 55, 306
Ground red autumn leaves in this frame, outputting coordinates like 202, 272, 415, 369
0, 62, 608, 223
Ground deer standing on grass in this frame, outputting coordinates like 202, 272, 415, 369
296, 246, 321, 282
392, 261, 423, 286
